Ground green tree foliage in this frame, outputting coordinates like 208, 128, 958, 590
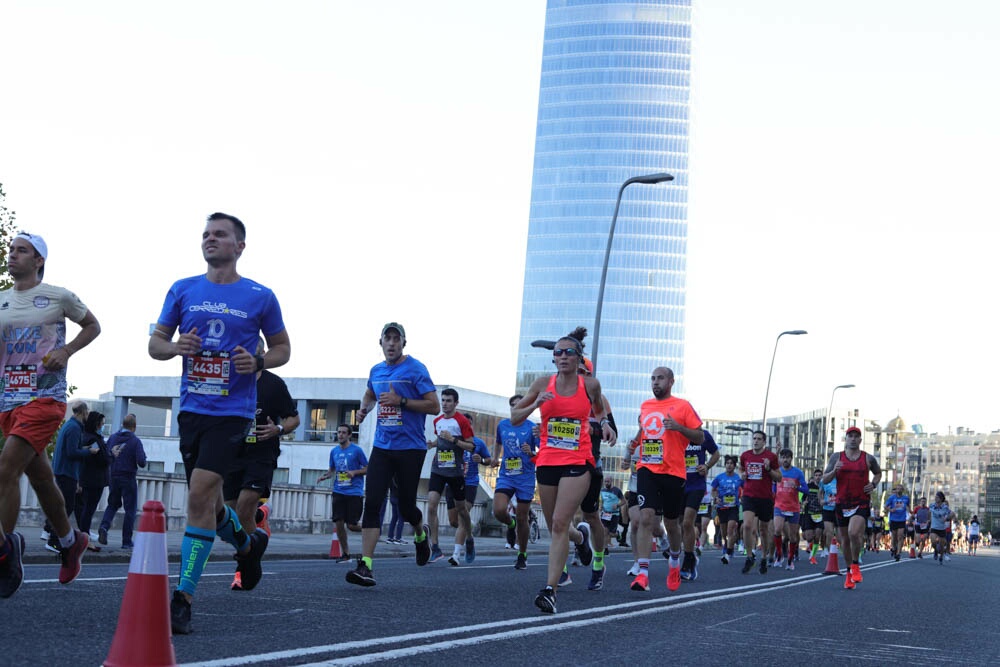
0, 182, 16, 290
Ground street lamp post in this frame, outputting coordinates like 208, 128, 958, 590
590, 172, 674, 372
826, 383, 856, 454
760, 330, 807, 444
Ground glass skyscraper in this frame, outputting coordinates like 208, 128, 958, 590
516, 0, 693, 435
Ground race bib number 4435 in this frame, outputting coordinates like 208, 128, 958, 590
186, 351, 231, 396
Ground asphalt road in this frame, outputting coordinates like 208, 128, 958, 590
8, 547, 1000, 666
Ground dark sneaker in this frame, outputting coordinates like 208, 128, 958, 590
575, 523, 593, 567
448, 556, 460, 567
45, 534, 60, 554
170, 590, 192, 634
759, 558, 768, 575
534, 587, 557, 614
514, 553, 527, 570
335, 554, 353, 564
97, 528, 108, 546
465, 538, 476, 563
587, 566, 606, 591
58, 530, 88, 584
346, 557, 376, 587
415, 525, 431, 566
741, 557, 755, 574
506, 524, 516, 548
234, 529, 268, 591
430, 545, 444, 563
0, 532, 26, 598
121, 543, 134, 550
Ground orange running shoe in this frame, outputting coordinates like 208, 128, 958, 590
667, 564, 682, 592
256, 503, 272, 538
808, 556, 818, 565
231, 571, 243, 591
843, 572, 855, 590
630, 572, 650, 591
850, 563, 862, 583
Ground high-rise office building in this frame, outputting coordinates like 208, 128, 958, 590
515, 0, 693, 431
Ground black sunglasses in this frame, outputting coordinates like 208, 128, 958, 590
552, 348, 580, 357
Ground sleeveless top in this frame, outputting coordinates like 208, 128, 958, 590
835, 450, 870, 506
536, 375, 593, 468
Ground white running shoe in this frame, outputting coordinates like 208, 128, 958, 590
627, 561, 640, 577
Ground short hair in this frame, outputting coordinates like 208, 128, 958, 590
441, 387, 459, 402
935, 491, 946, 503
337, 423, 352, 433
509, 394, 523, 406
752, 430, 766, 441
207, 212, 246, 241
71, 401, 88, 415
724, 455, 738, 465
779, 448, 792, 458
123, 414, 137, 430
84, 411, 104, 433
813, 468, 823, 475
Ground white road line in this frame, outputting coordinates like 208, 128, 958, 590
25, 572, 256, 584
179, 560, 900, 667
867, 627, 911, 634
705, 612, 757, 629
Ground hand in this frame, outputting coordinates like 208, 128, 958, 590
378, 383, 402, 407
696, 464, 707, 477
232, 345, 257, 375
602, 423, 617, 446
490, 458, 500, 469
534, 391, 554, 409
357, 406, 370, 423
175, 327, 202, 356
90, 444, 99, 454
763, 458, 772, 471
863, 483, 874, 494
41, 348, 71, 371
255, 416, 281, 440
520, 442, 533, 455
317, 471, 331, 482
663, 415, 683, 431
833, 459, 844, 473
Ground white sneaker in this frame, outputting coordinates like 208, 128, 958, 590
819, 549, 828, 558
944, 555, 951, 562
40, 530, 50, 542
627, 561, 640, 577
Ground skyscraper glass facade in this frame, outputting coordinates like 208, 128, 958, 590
516, 0, 693, 433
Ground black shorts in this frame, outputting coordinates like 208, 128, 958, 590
718, 507, 739, 524
626, 491, 639, 508
890, 520, 906, 531
741, 496, 774, 522
178, 412, 253, 483
684, 489, 705, 512
581, 465, 602, 514
636, 468, 685, 520
822, 509, 837, 525
429, 473, 466, 502
223, 438, 279, 501
601, 515, 620, 532
931, 528, 947, 539
801, 512, 824, 531
969, 535, 980, 543
915, 526, 929, 535
445, 483, 478, 509
834, 504, 870, 524
332, 493, 363, 525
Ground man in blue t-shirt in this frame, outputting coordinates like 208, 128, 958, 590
446, 415, 492, 564
884, 484, 911, 561
491, 394, 539, 569
347, 322, 440, 588
149, 212, 290, 634
319, 424, 368, 564
681, 430, 719, 580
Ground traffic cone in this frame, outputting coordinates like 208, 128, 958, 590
328, 533, 342, 559
103, 500, 175, 667
651, 537, 657, 552
823, 537, 841, 576
909, 543, 916, 559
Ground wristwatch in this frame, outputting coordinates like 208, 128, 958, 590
400, 397, 408, 408
255, 354, 265, 372
277, 424, 285, 435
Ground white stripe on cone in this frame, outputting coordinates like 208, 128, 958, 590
128, 531, 168, 576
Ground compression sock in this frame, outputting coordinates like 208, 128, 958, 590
773, 536, 783, 560
811, 542, 820, 558
216, 506, 250, 553
413, 528, 427, 543
362, 556, 373, 570
638, 558, 650, 576
178, 525, 215, 596
593, 550, 605, 571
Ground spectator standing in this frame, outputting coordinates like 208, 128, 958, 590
75, 411, 109, 542
98, 414, 147, 549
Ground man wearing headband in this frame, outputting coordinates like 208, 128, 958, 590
0, 231, 102, 598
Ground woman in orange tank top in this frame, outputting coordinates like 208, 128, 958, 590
511, 335, 616, 613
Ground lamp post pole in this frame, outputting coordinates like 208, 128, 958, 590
590, 172, 674, 372
826, 383, 856, 455
760, 330, 807, 446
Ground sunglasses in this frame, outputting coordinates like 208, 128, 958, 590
552, 348, 580, 357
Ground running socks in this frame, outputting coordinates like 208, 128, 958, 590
178, 525, 216, 595
638, 558, 650, 576
453, 544, 462, 559
810, 542, 820, 558
58, 531, 77, 549
593, 550, 604, 571
362, 556, 373, 569
668, 550, 681, 568
215, 506, 250, 552
413, 529, 427, 543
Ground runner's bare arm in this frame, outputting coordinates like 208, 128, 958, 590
261, 329, 291, 369
43, 309, 101, 371
511, 377, 548, 426
820, 452, 840, 484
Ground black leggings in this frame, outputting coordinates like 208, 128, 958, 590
362, 448, 426, 530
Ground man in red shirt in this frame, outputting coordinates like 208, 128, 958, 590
739, 431, 781, 575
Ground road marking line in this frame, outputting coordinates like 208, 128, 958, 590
867, 627, 911, 634
705, 612, 757, 629
178, 561, 899, 667
24, 572, 258, 584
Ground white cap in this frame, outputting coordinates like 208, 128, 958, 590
15, 232, 47, 259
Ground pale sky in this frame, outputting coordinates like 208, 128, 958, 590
1, 1, 997, 435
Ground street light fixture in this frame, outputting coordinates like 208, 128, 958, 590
590, 172, 674, 371
760, 330, 807, 440
827, 383, 856, 452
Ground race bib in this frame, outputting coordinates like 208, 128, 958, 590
640, 439, 663, 464
336, 472, 351, 488
601, 512, 613, 521
746, 462, 763, 480
685, 455, 698, 473
437, 450, 456, 468
245, 417, 257, 444
2, 364, 38, 400
546, 418, 581, 451
811, 513, 823, 523
723, 494, 736, 505
504, 458, 523, 475
186, 351, 231, 396
841, 506, 860, 518
377, 403, 402, 427
699, 503, 709, 514
781, 510, 796, 518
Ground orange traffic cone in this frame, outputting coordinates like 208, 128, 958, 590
328, 533, 342, 559
909, 543, 916, 559
104, 500, 175, 667
651, 537, 657, 552
823, 537, 841, 576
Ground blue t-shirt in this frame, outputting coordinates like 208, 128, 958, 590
156, 275, 285, 419
929, 503, 952, 530
367, 356, 436, 451
711, 472, 743, 509
495, 418, 538, 482
328, 443, 368, 497
885, 494, 910, 522
821, 479, 837, 511
464, 437, 491, 485
684, 430, 719, 492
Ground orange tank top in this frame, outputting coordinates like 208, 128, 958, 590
537, 374, 594, 468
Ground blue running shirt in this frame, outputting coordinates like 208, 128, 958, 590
495, 418, 538, 482
329, 443, 368, 497
367, 356, 436, 451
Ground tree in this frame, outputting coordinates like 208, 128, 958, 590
0, 182, 16, 290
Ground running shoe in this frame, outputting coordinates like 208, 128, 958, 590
939, 554, 944, 565
335, 554, 353, 564
917, 551, 923, 559
759, 558, 768, 575
448, 556, 460, 567
514, 553, 527, 570
234, 529, 268, 591
465, 538, 476, 563
627, 561, 640, 577
683, 554, 698, 581
667, 564, 681, 591
944, 554, 951, 562
415, 526, 431, 566
894, 553, 901, 562
587, 566, 606, 591
534, 587, 557, 614
45, 534, 61, 554
741, 557, 755, 574
171, 590, 193, 634
98, 528, 108, 546
255, 503, 271, 537
772, 558, 784, 569
231, 571, 243, 590
346, 557, 376, 587
429, 545, 444, 563
575, 523, 593, 567
721, 552, 729, 565
0, 532, 25, 599
557, 570, 572, 587
809, 556, 818, 565
695, 545, 702, 558
58, 530, 88, 584
843, 572, 855, 590
786, 560, 795, 572
630, 572, 650, 591
850, 563, 862, 583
